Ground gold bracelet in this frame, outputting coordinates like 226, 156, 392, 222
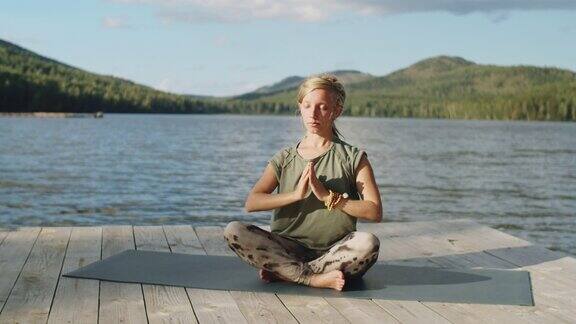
324, 190, 334, 210
332, 194, 342, 209
329, 192, 349, 211
327, 192, 340, 211
332, 192, 340, 210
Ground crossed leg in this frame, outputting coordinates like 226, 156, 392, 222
223, 221, 380, 290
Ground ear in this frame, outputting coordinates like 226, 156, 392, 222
333, 105, 343, 120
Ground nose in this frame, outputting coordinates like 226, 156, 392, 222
312, 106, 321, 118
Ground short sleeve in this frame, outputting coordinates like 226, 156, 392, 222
351, 149, 367, 178
268, 149, 286, 182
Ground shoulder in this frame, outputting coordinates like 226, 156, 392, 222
332, 137, 368, 177
268, 145, 296, 181
333, 137, 367, 162
269, 145, 296, 168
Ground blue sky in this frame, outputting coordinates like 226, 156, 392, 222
1, 0, 575, 96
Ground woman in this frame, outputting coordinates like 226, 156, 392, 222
224, 74, 382, 291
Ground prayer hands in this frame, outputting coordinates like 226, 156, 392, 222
308, 161, 330, 203
292, 163, 311, 200
293, 161, 330, 202
292, 161, 330, 202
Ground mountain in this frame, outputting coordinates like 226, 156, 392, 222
232, 56, 576, 120
0, 39, 223, 113
1, 38, 574, 120
250, 76, 304, 95
238, 70, 374, 100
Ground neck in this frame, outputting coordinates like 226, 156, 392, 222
303, 131, 333, 148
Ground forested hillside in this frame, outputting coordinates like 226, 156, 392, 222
1, 39, 574, 121
0, 39, 224, 113
230, 56, 576, 121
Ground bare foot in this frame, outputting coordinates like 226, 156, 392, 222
259, 269, 282, 283
309, 270, 346, 291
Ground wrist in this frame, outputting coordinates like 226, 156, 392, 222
333, 196, 347, 209
324, 191, 349, 211
290, 191, 300, 202
291, 190, 307, 202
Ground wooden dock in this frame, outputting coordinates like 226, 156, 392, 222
0, 219, 574, 323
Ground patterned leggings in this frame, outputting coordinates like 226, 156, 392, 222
223, 221, 380, 285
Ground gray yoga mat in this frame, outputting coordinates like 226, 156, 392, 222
63, 249, 534, 306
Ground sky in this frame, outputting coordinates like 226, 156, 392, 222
1, 0, 575, 97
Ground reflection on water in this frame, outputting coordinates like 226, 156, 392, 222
0, 114, 575, 255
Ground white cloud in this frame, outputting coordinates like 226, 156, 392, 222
156, 78, 174, 92
213, 35, 230, 47
102, 16, 131, 29
154, 77, 265, 96
109, 0, 576, 23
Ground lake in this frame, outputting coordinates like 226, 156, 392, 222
1, 114, 575, 256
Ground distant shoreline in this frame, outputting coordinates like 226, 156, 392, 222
0, 112, 103, 118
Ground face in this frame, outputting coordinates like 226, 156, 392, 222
298, 88, 342, 135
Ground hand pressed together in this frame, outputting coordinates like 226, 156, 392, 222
292, 161, 330, 203
292, 162, 311, 200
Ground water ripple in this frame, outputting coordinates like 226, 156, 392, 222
0, 114, 574, 256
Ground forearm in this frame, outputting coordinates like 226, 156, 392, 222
334, 198, 382, 222
245, 192, 299, 212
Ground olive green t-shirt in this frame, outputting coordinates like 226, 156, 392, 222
268, 136, 367, 250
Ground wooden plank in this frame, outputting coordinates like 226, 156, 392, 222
0, 227, 41, 313
392, 223, 563, 323
228, 291, 300, 323
99, 225, 148, 324
0, 227, 71, 323
359, 219, 531, 259
434, 252, 575, 323
323, 298, 400, 323
421, 222, 576, 323
167, 225, 246, 324
426, 254, 574, 324
133, 226, 197, 324
194, 226, 351, 324
372, 300, 452, 324
0, 230, 8, 246
414, 221, 576, 300
387, 238, 542, 323
47, 227, 102, 324
302, 223, 449, 323
166, 225, 287, 324
487, 245, 576, 280
370, 221, 572, 323
254, 225, 423, 323
274, 294, 348, 324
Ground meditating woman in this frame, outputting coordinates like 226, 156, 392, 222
223, 74, 382, 291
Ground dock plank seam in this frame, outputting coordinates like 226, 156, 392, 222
161, 225, 200, 324
46, 227, 73, 321
98, 226, 102, 324
0, 228, 42, 315
0, 231, 8, 247
377, 236, 457, 323
372, 300, 454, 324
131, 225, 151, 324
191, 226, 252, 324
272, 290, 303, 324
204, 226, 347, 324
385, 222, 573, 323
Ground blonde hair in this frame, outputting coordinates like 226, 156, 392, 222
297, 74, 346, 138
